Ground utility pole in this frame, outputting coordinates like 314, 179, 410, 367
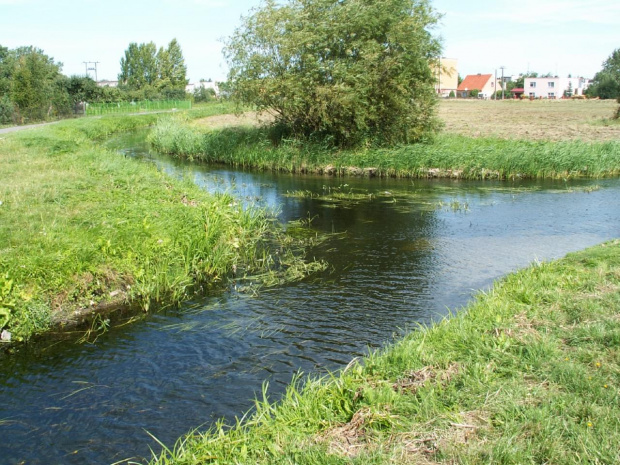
500, 66, 506, 100
83, 61, 100, 82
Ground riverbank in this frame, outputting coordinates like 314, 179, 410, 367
151, 239, 620, 464
149, 100, 620, 180
0, 104, 317, 343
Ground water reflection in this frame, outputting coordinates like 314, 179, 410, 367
0, 131, 618, 464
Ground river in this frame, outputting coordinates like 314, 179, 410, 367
1, 132, 619, 464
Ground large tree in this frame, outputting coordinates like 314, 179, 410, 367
9, 46, 67, 122
119, 42, 159, 89
587, 48, 620, 99
119, 39, 187, 95
224, 0, 442, 147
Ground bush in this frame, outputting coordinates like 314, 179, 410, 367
0, 95, 14, 124
225, 0, 442, 147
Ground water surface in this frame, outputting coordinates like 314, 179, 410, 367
1, 133, 619, 464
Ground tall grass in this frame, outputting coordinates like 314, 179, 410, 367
85, 100, 192, 116
149, 118, 620, 179
0, 113, 317, 342
150, 240, 620, 464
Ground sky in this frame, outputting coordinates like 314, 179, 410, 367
1, 0, 619, 83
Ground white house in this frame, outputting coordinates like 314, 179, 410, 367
97, 80, 119, 88
523, 76, 590, 99
186, 80, 220, 96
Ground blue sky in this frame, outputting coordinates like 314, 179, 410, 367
1, 0, 619, 83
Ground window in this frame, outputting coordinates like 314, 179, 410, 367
549, 93, 555, 98
530, 81, 536, 88
529, 92, 536, 98
548, 82, 555, 88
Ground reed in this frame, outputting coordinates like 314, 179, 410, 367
149, 119, 620, 180
150, 240, 620, 464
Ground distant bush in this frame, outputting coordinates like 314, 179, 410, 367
0, 95, 15, 124
193, 86, 216, 103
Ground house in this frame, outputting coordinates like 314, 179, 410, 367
457, 74, 500, 99
523, 76, 590, 99
434, 57, 458, 97
186, 80, 220, 96
97, 80, 118, 88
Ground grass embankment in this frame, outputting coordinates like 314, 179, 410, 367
151, 240, 620, 464
149, 113, 620, 180
0, 105, 315, 342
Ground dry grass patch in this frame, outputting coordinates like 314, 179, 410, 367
439, 99, 620, 142
191, 111, 274, 130
390, 411, 489, 465
393, 363, 460, 394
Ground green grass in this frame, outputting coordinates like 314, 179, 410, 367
149, 119, 620, 179
149, 239, 620, 464
0, 108, 318, 342
85, 100, 192, 116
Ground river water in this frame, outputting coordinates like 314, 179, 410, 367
1, 133, 619, 464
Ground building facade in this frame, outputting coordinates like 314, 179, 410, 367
435, 58, 458, 97
457, 74, 500, 99
186, 81, 220, 96
523, 77, 590, 99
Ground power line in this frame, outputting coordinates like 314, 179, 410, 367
83, 61, 100, 82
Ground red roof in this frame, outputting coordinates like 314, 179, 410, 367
511, 88, 525, 93
457, 74, 493, 91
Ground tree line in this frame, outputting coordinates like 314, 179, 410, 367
0, 39, 215, 125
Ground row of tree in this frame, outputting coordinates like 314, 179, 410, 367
586, 48, 620, 100
0, 39, 197, 125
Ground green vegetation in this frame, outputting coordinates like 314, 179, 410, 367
0, 39, 209, 126
0, 44, 73, 124
224, 0, 441, 147
85, 99, 191, 116
150, 240, 620, 464
118, 38, 188, 100
586, 48, 620, 100
149, 118, 620, 179
0, 109, 317, 342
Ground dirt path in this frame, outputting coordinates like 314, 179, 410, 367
0, 120, 61, 134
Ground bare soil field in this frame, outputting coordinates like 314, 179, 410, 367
192, 99, 620, 143
438, 99, 620, 142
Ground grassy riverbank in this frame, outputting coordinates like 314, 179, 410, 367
151, 240, 620, 464
0, 105, 314, 342
149, 104, 620, 179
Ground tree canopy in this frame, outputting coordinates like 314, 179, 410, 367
224, 0, 442, 147
118, 39, 188, 98
0, 45, 74, 123
587, 48, 620, 100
